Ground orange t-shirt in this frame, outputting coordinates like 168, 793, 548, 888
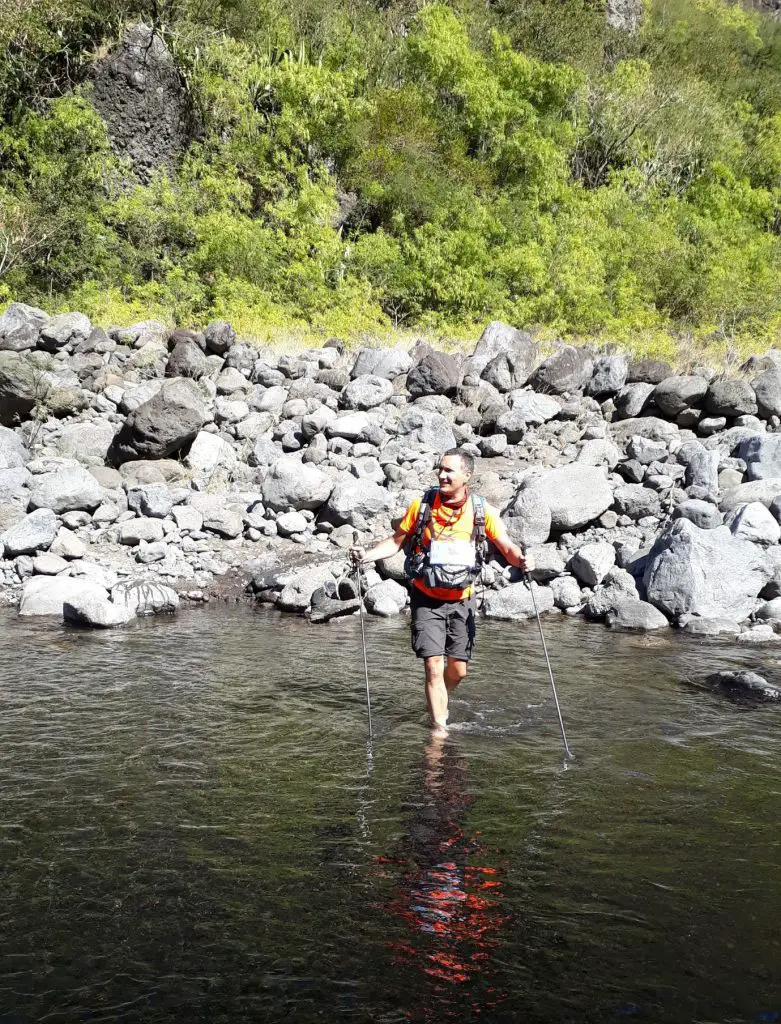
399, 492, 503, 601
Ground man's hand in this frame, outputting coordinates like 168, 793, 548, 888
517, 550, 535, 573
349, 546, 366, 565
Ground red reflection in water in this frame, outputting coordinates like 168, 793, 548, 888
380, 734, 509, 1020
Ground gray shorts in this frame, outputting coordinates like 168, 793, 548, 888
410, 587, 477, 662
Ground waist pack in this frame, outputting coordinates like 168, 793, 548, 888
404, 488, 487, 591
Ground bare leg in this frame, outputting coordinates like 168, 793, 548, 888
444, 657, 468, 691
424, 656, 449, 730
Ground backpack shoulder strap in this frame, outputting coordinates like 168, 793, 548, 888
471, 494, 486, 539
411, 487, 438, 548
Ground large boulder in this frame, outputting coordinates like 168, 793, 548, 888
529, 345, 593, 395
724, 501, 781, 544
0, 425, 28, 469
351, 347, 411, 380
609, 416, 679, 449
613, 382, 654, 419
612, 484, 661, 520
28, 466, 103, 514
606, 600, 669, 630
719, 478, 781, 513
38, 312, 92, 352
262, 457, 333, 512
63, 593, 135, 628
484, 580, 554, 620
396, 407, 456, 453
112, 579, 179, 614
520, 465, 613, 531
54, 421, 116, 462
506, 391, 560, 425
342, 374, 394, 410
468, 321, 537, 377
0, 302, 48, 352
19, 576, 107, 616
322, 477, 397, 531
0, 508, 58, 556
277, 564, 337, 612
109, 377, 208, 463
0, 352, 39, 425
185, 430, 237, 482
480, 332, 538, 392
752, 367, 781, 420
706, 379, 757, 417
738, 435, 781, 481
653, 374, 709, 417
585, 354, 628, 397
0, 466, 31, 502
406, 351, 460, 398
502, 489, 552, 547
166, 339, 209, 379
569, 542, 616, 587
644, 519, 768, 621
676, 441, 719, 498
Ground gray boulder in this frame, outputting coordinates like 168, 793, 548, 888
262, 457, 333, 512
351, 347, 411, 379
549, 575, 583, 609
484, 580, 554, 620
738, 435, 781, 481
706, 379, 757, 417
109, 378, 208, 463
126, 484, 175, 519
644, 519, 768, 621
365, 578, 408, 617
676, 441, 719, 498
585, 354, 628, 397
0, 425, 28, 468
63, 593, 135, 628
719, 478, 781, 513
606, 600, 669, 630
0, 352, 40, 425
752, 367, 781, 420
681, 616, 741, 637
569, 542, 616, 587
204, 320, 235, 356
54, 421, 116, 462
407, 351, 460, 398
609, 416, 679, 448
502, 489, 552, 547
520, 465, 613, 530
529, 345, 593, 395
0, 302, 48, 351
342, 374, 394, 410
704, 670, 781, 701
724, 501, 781, 544
673, 500, 722, 530
0, 467, 31, 502
326, 412, 374, 442
627, 358, 672, 384
119, 518, 165, 545
653, 375, 709, 417
323, 477, 396, 531
185, 431, 237, 482
166, 339, 209, 379
480, 335, 537, 392
19, 575, 107, 616
1, 508, 58, 556
614, 382, 654, 419
38, 312, 92, 351
506, 391, 560, 425
468, 321, 537, 377
612, 484, 661, 520
277, 564, 337, 612
28, 466, 103, 514
396, 407, 456, 453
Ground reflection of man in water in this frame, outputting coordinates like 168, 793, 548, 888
381, 734, 508, 1019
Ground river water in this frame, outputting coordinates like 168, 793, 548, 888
1, 605, 779, 1024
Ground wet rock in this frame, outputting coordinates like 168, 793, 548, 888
19, 576, 107, 616
63, 593, 135, 628
112, 579, 179, 614
681, 616, 740, 637
606, 600, 669, 630
483, 580, 554, 620
704, 670, 781, 700
644, 519, 768, 621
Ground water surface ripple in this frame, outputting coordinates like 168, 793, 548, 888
1, 606, 779, 1023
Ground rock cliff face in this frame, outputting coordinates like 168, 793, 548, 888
89, 24, 198, 182
606, 0, 644, 32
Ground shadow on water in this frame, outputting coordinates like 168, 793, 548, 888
0, 605, 780, 1023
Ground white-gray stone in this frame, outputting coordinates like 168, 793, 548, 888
28, 466, 103, 514
365, 578, 408, 616
569, 542, 616, 587
520, 465, 613, 531
725, 501, 781, 544
119, 518, 165, 545
262, 457, 334, 512
484, 580, 554, 620
49, 527, 87, 560
55, 421, 116, 462
606, 600, 669, 630
19, 576, 107, 616
1, 508, 58, 556
63, 593, 135, 627
185, 430, 237, 481
112, 580, 179, 615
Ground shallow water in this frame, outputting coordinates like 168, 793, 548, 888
0, 605, 779, 1024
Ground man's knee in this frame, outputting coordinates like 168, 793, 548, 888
444, 658, 468, 687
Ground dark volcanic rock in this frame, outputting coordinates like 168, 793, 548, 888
109, 377, 208, 463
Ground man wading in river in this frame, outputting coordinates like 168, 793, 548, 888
350, 448, 531, 735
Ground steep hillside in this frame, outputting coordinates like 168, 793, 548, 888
1, 0, 780, 360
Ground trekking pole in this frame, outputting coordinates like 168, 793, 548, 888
525, 569, 573, 759
354, 563, 373, 740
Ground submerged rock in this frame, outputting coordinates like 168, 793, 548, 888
703, 670, 781, 701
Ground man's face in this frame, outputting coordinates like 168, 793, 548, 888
438, 455, 471, 498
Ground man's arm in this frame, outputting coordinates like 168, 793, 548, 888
350, 528, 408, 565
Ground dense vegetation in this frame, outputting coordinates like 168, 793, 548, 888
1, 0, 781, 359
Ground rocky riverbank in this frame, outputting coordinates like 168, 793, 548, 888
3, 301, 781, 640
